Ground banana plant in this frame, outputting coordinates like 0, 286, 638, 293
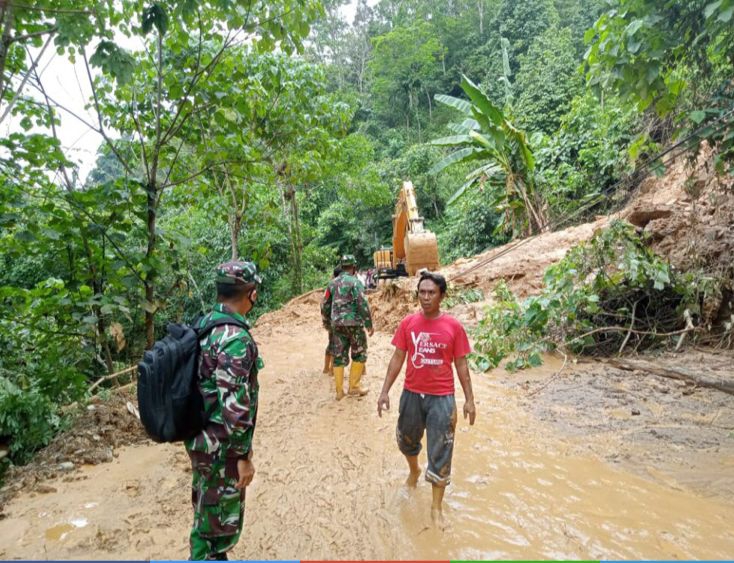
430, 74, 548, 237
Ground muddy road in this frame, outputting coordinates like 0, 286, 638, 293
1, 300, 733, 560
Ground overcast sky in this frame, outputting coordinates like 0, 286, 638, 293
8, 1, 368, 184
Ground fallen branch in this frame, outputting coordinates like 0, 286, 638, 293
606, 358, 734, 396
675, 309, 695, 351
89, 365, 137, 393
570, 324, 693, 343
618, 299, 639, 355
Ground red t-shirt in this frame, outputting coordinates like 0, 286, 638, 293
391, 312, 471, 396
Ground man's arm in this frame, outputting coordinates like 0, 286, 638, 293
215, 338, 257, 456
455, 355, 476, 425
377, 348, 407, 416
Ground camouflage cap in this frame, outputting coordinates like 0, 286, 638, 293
340, 254, 357, 267
215, 260, 262, 285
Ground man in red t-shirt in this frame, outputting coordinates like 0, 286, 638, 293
377, 271, 476, 524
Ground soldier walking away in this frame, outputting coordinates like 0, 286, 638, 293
322, 266, 343, 376
185, 261, 263, 561
376, 271, 476, 525
321, 254, 374, 400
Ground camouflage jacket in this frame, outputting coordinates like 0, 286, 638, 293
321, 272, 373, 329
184, 303, 262, 459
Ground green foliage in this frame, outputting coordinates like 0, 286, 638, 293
0, 0, 330, 469
0, 378, 61, 465
442, 286, 484, 309
515, 27, 582, 134
536, 91, 638, 218
495, 0, 559, 71
584, 0, 734, 170
368, 21, 446, 134
471, 281, 552, 372
437, 185, 509, 263
432, 75, 548, 237
471, 221, 704, 371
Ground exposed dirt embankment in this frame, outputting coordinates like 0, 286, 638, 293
621, 146, 734, 276
0, 387, 148, 509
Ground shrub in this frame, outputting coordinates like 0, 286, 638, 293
471, 221, 717, 371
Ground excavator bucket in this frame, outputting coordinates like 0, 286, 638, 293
405, 231, 440, 275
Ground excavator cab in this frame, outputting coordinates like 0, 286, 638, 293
373, 181, 440, 279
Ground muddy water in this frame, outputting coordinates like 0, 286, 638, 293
1, 324, 733, 560
392, 397, 734, 560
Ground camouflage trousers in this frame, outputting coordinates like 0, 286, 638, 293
332, 325, 367, 366
188, 449, 245, 561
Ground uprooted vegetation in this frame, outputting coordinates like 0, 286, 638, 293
470, 220, 732, 373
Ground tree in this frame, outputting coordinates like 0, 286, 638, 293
368, 21, 446, 138
75, 0, 323, 347
494, 0, 559, 73
431, 75, 548, 237
584, 0, 734, 169
515, 26, 582, 134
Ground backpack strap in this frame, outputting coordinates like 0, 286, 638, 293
197, 316, 251, 339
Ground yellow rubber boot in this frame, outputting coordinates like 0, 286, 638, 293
333, 366, 345, 400
348, 361, 368, 396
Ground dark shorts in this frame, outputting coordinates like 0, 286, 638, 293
396, 389, 457, 487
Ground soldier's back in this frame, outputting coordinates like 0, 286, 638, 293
331, 273, 364, 327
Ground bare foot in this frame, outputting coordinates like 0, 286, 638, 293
431, 506, 445, 529
405, 469, 421, 488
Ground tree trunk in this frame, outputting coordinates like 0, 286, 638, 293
88, 241, 113, 373
607, 358, 734, 396
230, 212, 242, 260
478, 0, 484, 35
415, 93, 422, 142
426, 88, 432, 120
145, 185, 157, 348
287, 184, 303, 295
0, 3, 14, 100
144, 29, 163, 349
358, 49, 366, 95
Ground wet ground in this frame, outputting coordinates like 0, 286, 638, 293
0, 308, 733, 560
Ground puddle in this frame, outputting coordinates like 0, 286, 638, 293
44, 518, 88, 542
44, 523, 73, 542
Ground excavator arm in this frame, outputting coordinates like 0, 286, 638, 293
373, 181, 440, 278
392, 181, 440, 275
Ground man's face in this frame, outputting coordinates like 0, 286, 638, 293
418, 278, 443, 315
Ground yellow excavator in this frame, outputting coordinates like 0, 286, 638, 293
373, 181, 440, 279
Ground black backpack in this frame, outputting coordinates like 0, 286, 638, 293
137, 316, 250, 443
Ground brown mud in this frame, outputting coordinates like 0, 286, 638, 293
1, 148, 733, 559
1, 307, 733, 560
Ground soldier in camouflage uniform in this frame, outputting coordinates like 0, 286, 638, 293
185, 260, 263, 561
323, 266, 343, 376
321, 254, 374, 400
